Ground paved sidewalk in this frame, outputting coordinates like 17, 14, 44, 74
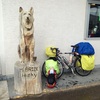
1, 65, 100, 99
42, 65, 100, 92
0, 81, 9, 100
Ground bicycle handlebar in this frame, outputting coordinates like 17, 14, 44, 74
50, 47, 58, 51
50, 47, 61, 54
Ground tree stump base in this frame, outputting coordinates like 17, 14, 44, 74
14, 61, 42, 95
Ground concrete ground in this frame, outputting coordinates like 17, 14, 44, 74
1, 65, 100, 100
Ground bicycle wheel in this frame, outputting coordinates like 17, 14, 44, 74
74, 57, 92, 76
42, 60, 64, 79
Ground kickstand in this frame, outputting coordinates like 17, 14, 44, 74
55, 83, 59, 89
71, 68, 76, 76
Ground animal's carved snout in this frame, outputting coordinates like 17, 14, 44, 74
26, 17, 30, 24
27, 17, 29, 20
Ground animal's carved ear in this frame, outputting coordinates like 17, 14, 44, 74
19, 7, 23, 12
30, 7, 34, 14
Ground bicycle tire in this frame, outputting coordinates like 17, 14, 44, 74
42, 59, 64, 79
74, 56, 92, 76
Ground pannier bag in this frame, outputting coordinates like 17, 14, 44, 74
81, 55, 95, 70
45, 59, 60, 75
73, 42, 95, 71
73, 42, 95, 55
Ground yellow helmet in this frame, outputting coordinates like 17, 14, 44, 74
45, 46, 56, 57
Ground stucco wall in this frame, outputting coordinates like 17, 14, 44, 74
0, 0, 100, 75
0, 1, 5, 75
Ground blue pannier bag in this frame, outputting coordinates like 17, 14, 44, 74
72, 42, 95, 55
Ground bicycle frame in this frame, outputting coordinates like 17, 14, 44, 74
56, 53, 76, 75
50, 48, 74, 76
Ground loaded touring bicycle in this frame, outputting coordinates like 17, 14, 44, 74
42, 42, 95, 78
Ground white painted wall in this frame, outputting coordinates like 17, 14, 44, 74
0, 1, 5, 75
0, 1, 2, 74
0, 0, 100, 75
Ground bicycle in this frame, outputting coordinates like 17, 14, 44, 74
42, 46, 92, 79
